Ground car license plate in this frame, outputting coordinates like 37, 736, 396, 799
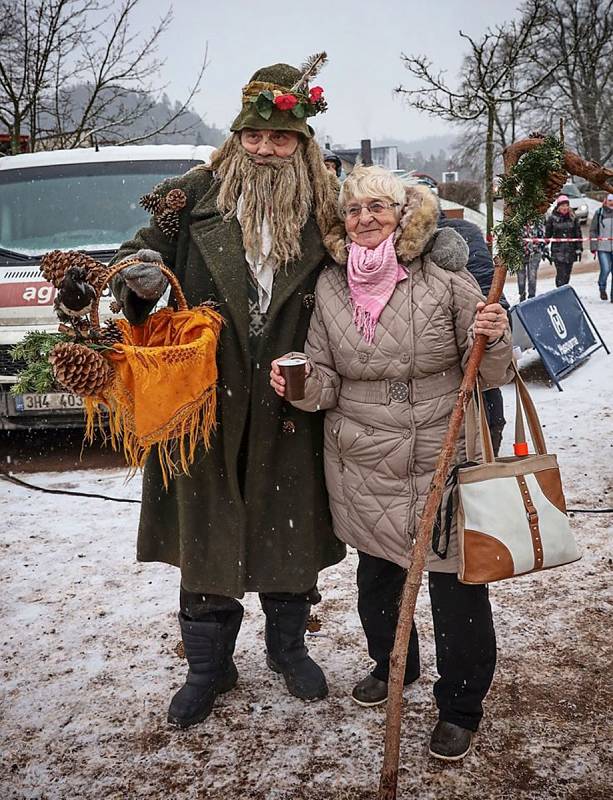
13, 392, 85, 412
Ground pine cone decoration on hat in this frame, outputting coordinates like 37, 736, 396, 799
40, 250, 101, 288
50, 342, 113, 396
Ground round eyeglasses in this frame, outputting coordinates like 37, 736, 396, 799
342, 201, 400, 219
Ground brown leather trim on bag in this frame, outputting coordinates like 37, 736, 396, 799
533, 468, 568, 514
515, 475, 544, 570
461, 529, 515, 583
457, 454, 558, 484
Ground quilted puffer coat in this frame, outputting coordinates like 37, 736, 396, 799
289, 186, 513, 572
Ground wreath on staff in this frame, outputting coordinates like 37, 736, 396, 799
495, 134, 566, 273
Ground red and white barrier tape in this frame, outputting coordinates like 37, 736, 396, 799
485, 235, 613, 243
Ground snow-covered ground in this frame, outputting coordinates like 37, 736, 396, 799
1, 270, 611, 800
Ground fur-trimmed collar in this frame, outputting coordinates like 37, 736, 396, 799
323, 183, 441, 266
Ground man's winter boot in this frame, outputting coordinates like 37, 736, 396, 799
600, 288, 607, 300
429, 720, 473, 761
167, 607, 243, 728
260, 595, 328, 701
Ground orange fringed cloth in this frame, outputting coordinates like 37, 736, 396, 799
85, 305, 224, 486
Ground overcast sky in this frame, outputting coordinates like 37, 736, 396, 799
124, 0, 521, 147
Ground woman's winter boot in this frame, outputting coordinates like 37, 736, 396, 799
260, 595, 328, 701
167, 607, 243, 728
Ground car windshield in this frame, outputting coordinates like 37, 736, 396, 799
562, 184, 581, 198
0, 159, 201, 258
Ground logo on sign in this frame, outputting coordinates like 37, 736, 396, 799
547, 304, 567, 339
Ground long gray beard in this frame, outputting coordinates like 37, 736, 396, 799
216, 146, 313, 268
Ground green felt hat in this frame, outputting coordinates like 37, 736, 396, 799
230, 60, 328, 138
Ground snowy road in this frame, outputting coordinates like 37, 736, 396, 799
1, 271, 611, 800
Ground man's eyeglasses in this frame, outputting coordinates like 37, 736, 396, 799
342, 201, 400, 220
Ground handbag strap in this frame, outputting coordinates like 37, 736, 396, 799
469, 363, 547, 463
432, 460, 478, 559
511, 362, 548, 455
473, 380, 497, 463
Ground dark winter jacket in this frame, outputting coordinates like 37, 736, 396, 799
438, 216, 509, 310
589, 206, 613, 253
545, 210, 582, 264
111, 167, 345, 597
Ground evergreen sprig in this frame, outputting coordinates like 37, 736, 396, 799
10, 331, 70, 394
494, 136, 565, 273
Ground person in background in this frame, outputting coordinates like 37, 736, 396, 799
323, 150, 342, 178
589, 193, 613, 301
545, 195, 582, 287
517, 218, 547, 301
438, 211, 509, 456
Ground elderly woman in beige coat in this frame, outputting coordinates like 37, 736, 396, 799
271, 165, 512, 761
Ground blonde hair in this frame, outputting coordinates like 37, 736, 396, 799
339, 165, 406, 216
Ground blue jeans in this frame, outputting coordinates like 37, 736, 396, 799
597, 251, 613, 291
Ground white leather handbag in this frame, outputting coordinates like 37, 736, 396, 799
453, 365, 581, 584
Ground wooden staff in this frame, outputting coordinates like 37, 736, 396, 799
378, 137, 613, 800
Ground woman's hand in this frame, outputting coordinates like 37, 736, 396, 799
474, 302, 508, 343
270, 359, 286, 397
270, 357, 311, 397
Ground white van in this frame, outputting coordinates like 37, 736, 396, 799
0, 144, 214, 429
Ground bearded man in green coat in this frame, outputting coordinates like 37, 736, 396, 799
107, 62, 346, 727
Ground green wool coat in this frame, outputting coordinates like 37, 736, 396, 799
112, 167, 346, 597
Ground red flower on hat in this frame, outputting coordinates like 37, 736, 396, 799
274, 94, 299, 111
309, 86, 324, 102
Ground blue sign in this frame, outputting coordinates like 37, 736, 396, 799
511, 286, 609, 391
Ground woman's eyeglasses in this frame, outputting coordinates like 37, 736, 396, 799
342, 201, 400, 220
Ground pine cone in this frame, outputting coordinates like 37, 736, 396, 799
109, 300, 122, 314
40, 250, 100, 288
85, 262, 111, 293
536, 171, 568, 213
49, 342, 113, 396
96, 320, 124, 347
165, 188, 187, 212
140, 192, 165, 215
157, 209, 180, 239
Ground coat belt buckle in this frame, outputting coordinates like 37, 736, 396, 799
389, 381, 409, 402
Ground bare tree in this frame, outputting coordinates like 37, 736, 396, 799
0, 0, 208, 154
396, 0, 564, 242
0, 0, 94, 153
529, 0, 613, 165
452, 85, 531, 182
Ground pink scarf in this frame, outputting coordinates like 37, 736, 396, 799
347, 233, 405, 344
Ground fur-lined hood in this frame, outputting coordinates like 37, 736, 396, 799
322, 183, 468, 272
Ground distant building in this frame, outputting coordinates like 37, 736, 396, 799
332, 145, 399, 174
442, 170, 459, 183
